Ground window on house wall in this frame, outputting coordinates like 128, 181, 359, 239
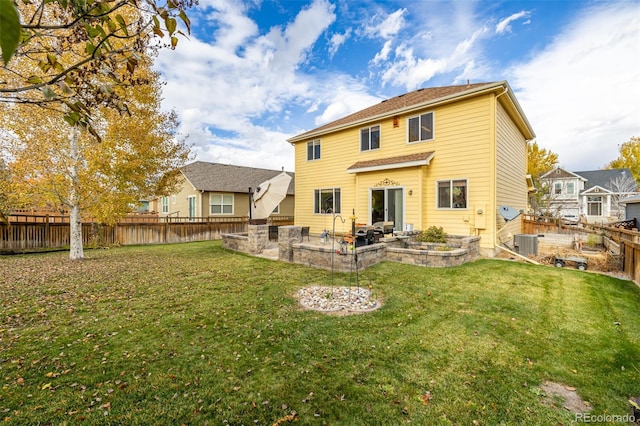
566, 182, 575, 195
360, 125, 380, 151
314, 188, 341, 214
554, 182, 562, 194
210, 194, 233, 214
272, 204, 280, 214
437, 179, 467, 209
587, 196, 603, 216
307, 139, 321, 161
407, 112, 434, 143
161, 196, 169, 214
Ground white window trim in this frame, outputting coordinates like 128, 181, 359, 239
307, 139, 321, 161
314, 188, 341, 214
161, 196, 169, 214
360, 124, 381, 152
210, 193, 234, 215
436, 178, 469, 210
406, 111, 435, 143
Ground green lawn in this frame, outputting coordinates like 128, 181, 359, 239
1, 241, 639, 425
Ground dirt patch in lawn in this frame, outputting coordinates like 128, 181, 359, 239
540, 381, 591, 414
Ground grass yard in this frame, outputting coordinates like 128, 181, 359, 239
1, 241, 639, 425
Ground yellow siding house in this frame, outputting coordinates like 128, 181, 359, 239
287, 81, 535, 256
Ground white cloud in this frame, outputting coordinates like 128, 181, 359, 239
510, 2, 640, 170
363, 8, 407, 39
495, 10, 530, 34
328, 28, 351, 58
372, 39, 393, 64
154, 0, 337, 171
378, 24, 489, 90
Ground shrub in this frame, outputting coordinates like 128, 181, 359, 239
415, 226, 447, 243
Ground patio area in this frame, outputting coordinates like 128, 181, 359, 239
222, 225, 481, 271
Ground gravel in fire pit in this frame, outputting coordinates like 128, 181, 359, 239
296, 285, 381, 315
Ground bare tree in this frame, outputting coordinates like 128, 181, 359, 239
608, 172, 639, 219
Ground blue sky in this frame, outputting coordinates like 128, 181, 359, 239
154, 0, 640, 172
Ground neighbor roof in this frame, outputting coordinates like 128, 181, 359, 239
574, 169, 637, 192
287, 81, 535, 142
180, 161, 295, 194
620, 194, 640, 204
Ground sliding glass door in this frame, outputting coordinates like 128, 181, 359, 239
370, 188, 403, 231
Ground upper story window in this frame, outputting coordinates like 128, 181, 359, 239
407, 112, 434, 143
360, 125, 380, 151
554, 182, 562, 194
314, 188, 341, 214
437, 179, 467, 209
566, 182, 575, 195
307, 139, 321, 161
161, 196, 169, 214
211, 194, 233, 214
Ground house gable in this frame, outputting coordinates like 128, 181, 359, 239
540, 167, 585, 181
581, 185, 612, 195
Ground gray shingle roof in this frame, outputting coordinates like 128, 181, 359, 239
181, 161, 295, 194
574, 169, 637, 192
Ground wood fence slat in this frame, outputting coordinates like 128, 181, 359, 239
1, 215, 293, 253
523, 215, 639, 285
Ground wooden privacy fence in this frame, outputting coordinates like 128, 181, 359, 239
0, 215, 294, 252
522, 215, 640, 285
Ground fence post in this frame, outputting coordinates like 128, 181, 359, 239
45, 214, 50, 248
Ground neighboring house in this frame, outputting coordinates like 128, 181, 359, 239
287, 81, 535, 256
539, 167, 638, 222
618, 194, 640, 229
150, 161, 295, 219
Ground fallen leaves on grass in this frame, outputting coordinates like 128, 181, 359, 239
272, 410, 298, 425
420, 391, 432, 406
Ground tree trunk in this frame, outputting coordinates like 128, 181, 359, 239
69, 201, 84, 260
68, 127, 84, 260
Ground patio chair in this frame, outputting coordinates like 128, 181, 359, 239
301, 226, 310, 241
268, 225, 278, 241
365, 229, 375, 245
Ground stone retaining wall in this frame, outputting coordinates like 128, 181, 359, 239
292, 242, 387, 272
385, 247, 469, 267
222, 224, 270, 254
221, 232, 249, 252
222, 226, 481, 270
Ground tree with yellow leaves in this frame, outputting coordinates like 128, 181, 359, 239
527, 141, 559, 215
1, 0, 193, 134
3, 65, 191, 260
606, 137, 640, 186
